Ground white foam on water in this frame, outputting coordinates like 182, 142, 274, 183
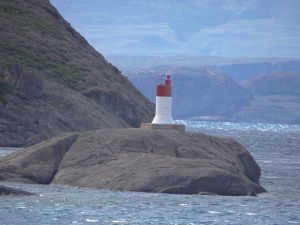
261, 160, 273, 164
86, 219, 98, 223
208, 211, 220, 214
80, 211, 90, 215
112, 220, 127, 223
246, 213, 257, 216
176, 120, 300, 133
0, 148, 22, 157
227, 210, 236, 213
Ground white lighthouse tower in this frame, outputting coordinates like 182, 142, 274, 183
152, 74, 174, 124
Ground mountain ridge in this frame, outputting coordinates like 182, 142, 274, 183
0, 0, 154, 147
51, 0, 300, 57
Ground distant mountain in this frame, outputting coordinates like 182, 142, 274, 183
108, 55, 300, 83
51, 0, 300, 58
235, 73, 300, 124
0, 0, 153, 146
217, 61, 300, 81
126, 66, 300, 124
243, 72, 300, 95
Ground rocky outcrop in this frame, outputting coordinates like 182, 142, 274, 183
0, 128, 266, 196
0, 0, 154, 146
0, 185, 33, 196
0, 133, 78, 184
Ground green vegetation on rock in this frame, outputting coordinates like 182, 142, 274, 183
0, 0, 93, 90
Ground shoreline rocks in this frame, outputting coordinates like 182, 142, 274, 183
0, 128, 266, 196
0, 185, 33, 196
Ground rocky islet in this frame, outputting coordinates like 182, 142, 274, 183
0, 128, 265, 196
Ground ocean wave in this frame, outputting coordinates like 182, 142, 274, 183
176, 120, 300, 133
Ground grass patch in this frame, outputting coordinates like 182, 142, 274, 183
0, 39, 91, 90
0, 0, 95, 92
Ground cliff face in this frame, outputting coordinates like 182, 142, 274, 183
0, 0, 154, 146
0, 128, 266, 196
244, 72, 300, 96
235, 72, 300, 124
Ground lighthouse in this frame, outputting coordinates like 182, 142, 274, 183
140, 72, 185, 131
152, 74, 174, 124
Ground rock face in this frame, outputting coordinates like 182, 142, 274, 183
236, 72, 300, 124
0, 185, 33, 196
0, 0, 154, 147
0, 128, 266, 196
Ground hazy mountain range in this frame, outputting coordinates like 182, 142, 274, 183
126, 65, 300, 124
50, 0, 300, 58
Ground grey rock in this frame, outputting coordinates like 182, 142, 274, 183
0, 129, 266, 196
0, 185, 33, 196
0, 134, 78, 184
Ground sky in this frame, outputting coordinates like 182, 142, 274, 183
50, 0, 300, 58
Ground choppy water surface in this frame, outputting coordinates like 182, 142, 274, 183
0, 147, 22, 157
1, 121, 300, 225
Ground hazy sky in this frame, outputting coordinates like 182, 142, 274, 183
50, 0, 300, 58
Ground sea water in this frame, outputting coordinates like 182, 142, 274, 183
0, 121, 299, 225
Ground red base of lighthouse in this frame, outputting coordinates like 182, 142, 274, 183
140, 123, 185, 132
